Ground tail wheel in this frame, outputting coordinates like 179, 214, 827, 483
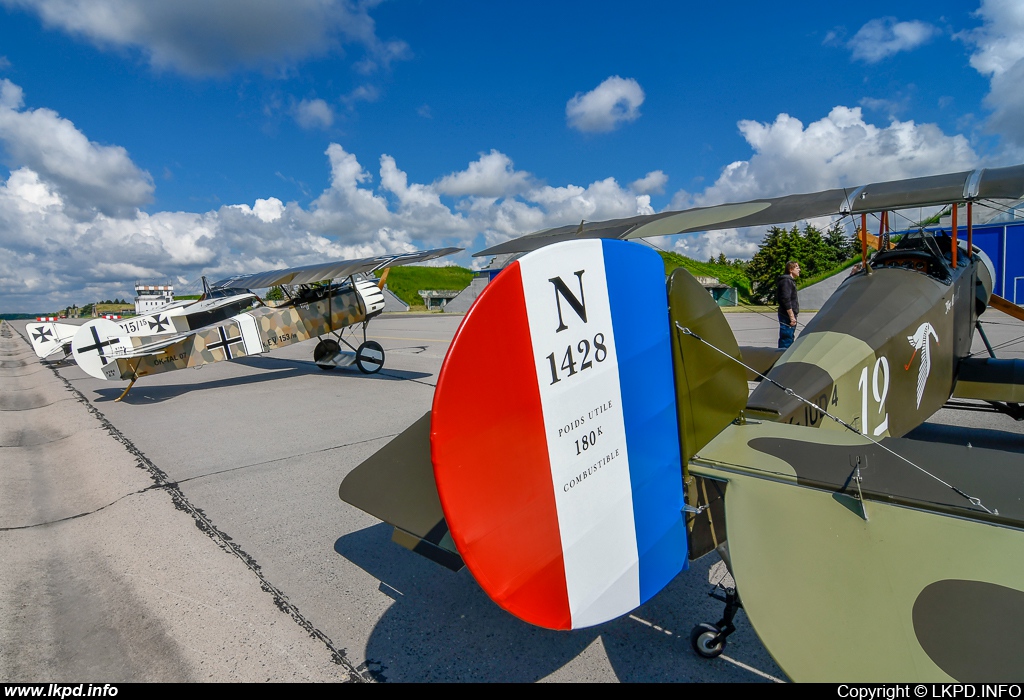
313, 339, 341, 371
690, 623, 726, 659
355, 340, 384, 374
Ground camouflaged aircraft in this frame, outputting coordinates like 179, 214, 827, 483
29, 281, 260, 361
340, 165, 1024, 682
71, 248, 460, 400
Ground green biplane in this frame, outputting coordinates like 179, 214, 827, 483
340, 166, 1024, 682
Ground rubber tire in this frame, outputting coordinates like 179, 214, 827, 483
355, 340, 385, 374
313, 339, 341, 371
690, 623, 725, 659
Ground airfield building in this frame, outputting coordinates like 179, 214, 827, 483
135, 283, 175, 315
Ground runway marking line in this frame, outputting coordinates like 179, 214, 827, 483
370, 335, 453, 343
628, 614, 785, 683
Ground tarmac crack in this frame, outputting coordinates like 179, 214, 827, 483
170, 434, 399, 486
0, 396, 77, 411
0, 482, 166, 531
10, 324, 373, 683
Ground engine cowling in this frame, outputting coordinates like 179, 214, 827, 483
355, 279, 386, 317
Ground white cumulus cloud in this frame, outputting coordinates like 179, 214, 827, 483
667, 106, 977, 261
434, 150, 533, 198
566, 76, 644, 133
849, 17, 940, 63
961, 0, 1024, 149
629, 170, 668, 195
688, 106, 976, 206
0, 79, 153, 217
0, 82, 986, 313
294, 98, 334, 130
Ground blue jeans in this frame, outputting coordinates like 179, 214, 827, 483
778, 322, 795, 349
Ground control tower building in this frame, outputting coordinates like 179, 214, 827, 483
134, 282, 175, 315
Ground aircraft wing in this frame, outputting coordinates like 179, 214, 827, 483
209, 247, 462, 290
690, 419, 1024, 682
475, 164, 1024, 256
953, 357, 1024, 403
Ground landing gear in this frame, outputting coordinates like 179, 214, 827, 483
315, 321, 385, 373
355, 341, 384, 374
690, 623, 726, 659
313, 339, 341, 371
690, 586, 741, 660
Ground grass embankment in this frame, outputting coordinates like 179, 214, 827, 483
658, 249, 858, 308
376, 266, 474, 309
658, 251, 753, 301
796, 256, 861, 289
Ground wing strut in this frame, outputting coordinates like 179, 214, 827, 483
114, 377, 138, 402
114, 359, 142, 402
990, 294, 1024, 324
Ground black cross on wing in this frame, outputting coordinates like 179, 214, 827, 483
32, 327, 53, 342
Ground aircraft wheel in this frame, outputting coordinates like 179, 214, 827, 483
355, 340, 385, 374
313, 339, 341, 371
690, 623, 726, 659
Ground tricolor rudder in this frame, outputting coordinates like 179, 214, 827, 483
431, 239, 686, 630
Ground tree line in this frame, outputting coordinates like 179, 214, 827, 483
743, 224, 858, 304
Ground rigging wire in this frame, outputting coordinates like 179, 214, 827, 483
675, 322, 996, 516
970, 334, 1024, 356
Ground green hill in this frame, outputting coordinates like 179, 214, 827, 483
658, 251, 753, 301
376, 265, 474, 307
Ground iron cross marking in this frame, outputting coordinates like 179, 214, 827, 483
207, 325, 245, 359
32, 327, 53, 343
77, 325, 120, 366
148, 314, 169, 333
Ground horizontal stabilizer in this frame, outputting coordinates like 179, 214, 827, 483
26, 321, 77, 359
953, 357, 1024, 404
737, 345, 785, 381
338, 412, 463, 570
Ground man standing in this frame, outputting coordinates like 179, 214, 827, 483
777, 260, 800, 349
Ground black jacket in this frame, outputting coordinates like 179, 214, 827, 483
777, 274, 799, 322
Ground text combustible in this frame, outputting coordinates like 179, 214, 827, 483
564, 449, 620, 492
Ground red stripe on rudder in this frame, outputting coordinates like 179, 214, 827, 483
431, 262, 571, 630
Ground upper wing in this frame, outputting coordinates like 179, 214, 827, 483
209, 247, 462, 290
475, 164, 1024, 257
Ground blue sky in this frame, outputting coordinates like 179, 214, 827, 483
1, 0, 1022, 311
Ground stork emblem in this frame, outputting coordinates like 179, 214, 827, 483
905, 322, 939, 409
